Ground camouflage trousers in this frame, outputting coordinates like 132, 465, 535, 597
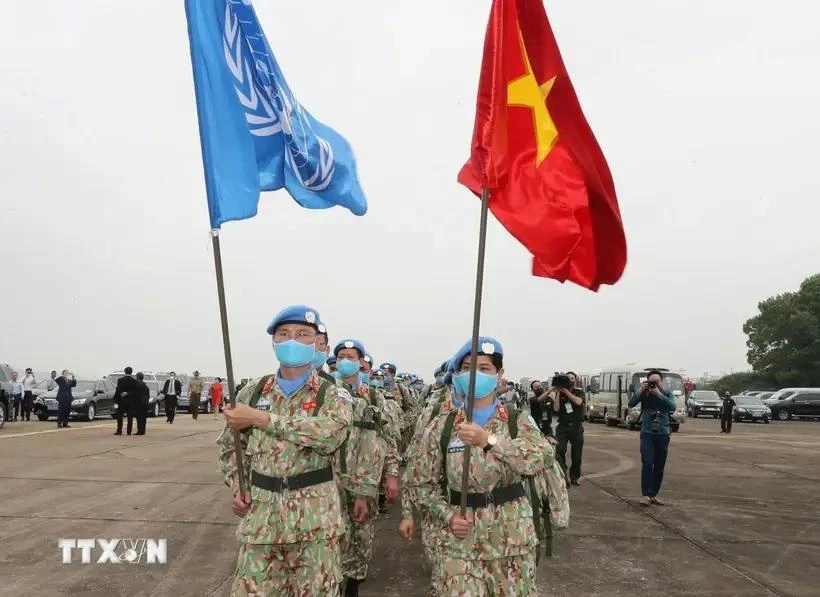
230, 537, 342, 597
420, 513, 443, 593
438, 552, 538, 596
341, 496, 378, 580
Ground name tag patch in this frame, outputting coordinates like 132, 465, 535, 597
447, 437, 465, 454
564, 402, 574, 414
255, 398, 271, 412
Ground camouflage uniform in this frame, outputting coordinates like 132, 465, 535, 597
407, 402, 547, 596
217, 370, 353, 596
401, 390, 457, 592
379, 387, 404, 496
336, 381, 399, 582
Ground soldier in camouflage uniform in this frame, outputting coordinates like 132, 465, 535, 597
399, 361, 462, 594
332, 340, 399, 596
219, 305, 353, 597
381, 362, 419, 457
407, 337, 548, 596
358, 353, 374, 387
313, 323, 336, 383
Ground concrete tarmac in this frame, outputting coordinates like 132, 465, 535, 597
0, 414, 818, 596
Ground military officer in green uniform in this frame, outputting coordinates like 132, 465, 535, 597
550, 371, 586, 486
219, 305, 353, 596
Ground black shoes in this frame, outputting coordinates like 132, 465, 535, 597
343, 578, 360, 597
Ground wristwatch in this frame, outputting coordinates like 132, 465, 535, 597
483, 433, 498, 453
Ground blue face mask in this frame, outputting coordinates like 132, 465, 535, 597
369, 378, 384, 388
333, 371, 341, 380
337, 358, 360, 378
453, 371, 498, 399
312, 350, 328, 368
273, 340, 315, 367
359, 371, 370, 384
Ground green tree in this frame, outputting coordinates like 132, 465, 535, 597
743, 274, 820, 386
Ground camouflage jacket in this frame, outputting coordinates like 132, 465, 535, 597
407, 403, 547, 560
216, 370, 353, 544
401, 391, 455, 518
335, 381, 399, 498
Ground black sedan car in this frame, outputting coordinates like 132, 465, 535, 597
34, 379, 117, 422
732, 395, 771, 423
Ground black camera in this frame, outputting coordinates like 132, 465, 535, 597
647, 381, 658, 390
551, 374, 572, 390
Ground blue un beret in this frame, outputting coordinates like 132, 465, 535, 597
333, 339, 366, 358
266, 305, 321, 335
363, 354, 374, 365
326, 356, 337, 366
450, 336, 504, 371
379, 362, 397, 374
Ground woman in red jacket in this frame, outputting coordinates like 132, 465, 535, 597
210, 378, 224, 420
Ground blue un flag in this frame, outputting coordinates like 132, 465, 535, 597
185, 0, 368, 228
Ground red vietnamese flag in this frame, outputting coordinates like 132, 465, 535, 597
458, 0, 626, 291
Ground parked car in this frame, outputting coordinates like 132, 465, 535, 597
732, 395, 771, 423
763, 388, 820, 407
34, 379, 117, 421
769, 390, 820, 421
106, 371, 166, 417
687, 390, 722, 418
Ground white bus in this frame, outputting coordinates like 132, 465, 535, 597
588, 365, 687, 432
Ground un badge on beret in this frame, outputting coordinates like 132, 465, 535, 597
317, 323, 326, 334
364, 355, 372, 363
305, 311, 317, 324
481, 342, 495, 355
344, 340, 354, 348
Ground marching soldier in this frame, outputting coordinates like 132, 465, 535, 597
407, 337, 548, 595
314, 323, 336, 383
399, 360, 462, 592
333, 339, 399, 596
219, 305, 353, 596
326, 356, 338, 376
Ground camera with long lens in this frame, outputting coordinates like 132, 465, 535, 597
551, 374, 572, 390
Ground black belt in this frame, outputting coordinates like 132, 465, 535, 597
352, 421, 377, 430
250, 467, 333, 492
449, 483, 526, 508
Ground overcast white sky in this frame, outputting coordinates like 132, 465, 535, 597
1, 0, 818, 382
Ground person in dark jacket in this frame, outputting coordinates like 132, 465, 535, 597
721, 391, 736, 434
54, 370, 77, 428
160, 372, 183, 424
134, 372, 149, 435
113, 367, 140, 435
529, 379, 553, 437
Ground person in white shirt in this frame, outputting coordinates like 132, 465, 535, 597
22, 368, 36, 422
10, 372, 25, 422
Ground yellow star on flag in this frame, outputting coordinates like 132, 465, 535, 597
507, 30, 558, 166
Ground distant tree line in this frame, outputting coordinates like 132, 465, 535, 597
704, 273, 820, 394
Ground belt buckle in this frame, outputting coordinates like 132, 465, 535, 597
484, 491, 495, 506
279, 476, 289, 491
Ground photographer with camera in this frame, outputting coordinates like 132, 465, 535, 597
529, 379, 553, 437
628, 370, 677, 506
550, 371, 586, 486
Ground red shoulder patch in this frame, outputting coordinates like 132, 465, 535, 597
302, 400, 317, 412
262, 377, 275, 394
455, 409, 465, 426
497, 404, 509, 422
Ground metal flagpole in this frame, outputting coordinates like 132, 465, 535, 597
210, 229, 248, 497
459, 188, 491, 516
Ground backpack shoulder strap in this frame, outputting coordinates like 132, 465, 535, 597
369, 387, 378, 407
438, 410, 458, 496
248, 374, 275, 409
430, 399, 443, 422
508, 407, 520, 439
313, 381, 329, 416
